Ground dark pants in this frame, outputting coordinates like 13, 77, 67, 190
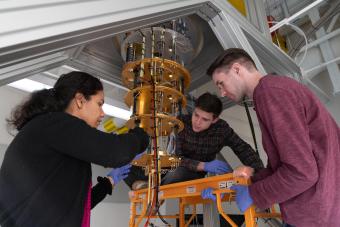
124, 166, 206, 189
123, 165, 148, 189
161, 166, 206, 185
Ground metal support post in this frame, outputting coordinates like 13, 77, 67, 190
308, 8, 340, 95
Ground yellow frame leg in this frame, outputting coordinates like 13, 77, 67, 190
215, 192, 238, 227
184, 205, 196, 227
244, 205, 257, 227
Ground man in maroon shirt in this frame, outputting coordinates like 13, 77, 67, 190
203, 48, 340, 227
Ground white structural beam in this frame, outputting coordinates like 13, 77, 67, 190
281, 0, 290, 18
308, 8, 340, 95
0, 0, 206, 68
299, 28, 340, 53
207, 10, 266, 74
0, 52, 68, 86
244, 0, 271, 40
67, 51, 124, 87
209, 0, 301, 78
0, 0, 301, 88
0, 0, 206, 48
270, 0, 325, 33
326, 13, 339, 33
304, 56, 340, 76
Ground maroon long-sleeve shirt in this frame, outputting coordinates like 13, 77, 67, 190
249, 75, 340, 227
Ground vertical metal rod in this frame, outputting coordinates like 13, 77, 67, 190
140, 34, 145, 78
179, 76, 184, 93
171, 20, 177, 62
160, 91, 164, 114
132, 71, 138, 116
151, 28, 155, 59
178, 99, 182, 117
160, 28, 165, 58
172, 36, 177, 62
160, 28, 165, 82
126, 43, 134, 62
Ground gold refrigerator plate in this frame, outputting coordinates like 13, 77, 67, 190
126, 114, 184, 136
121, 58, 191, 89
131, 153, 181, 169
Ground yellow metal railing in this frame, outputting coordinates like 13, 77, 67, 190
129, 173, 281, 227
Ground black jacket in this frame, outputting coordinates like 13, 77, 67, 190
91, 176, 112, 209
0, 112, 148, 227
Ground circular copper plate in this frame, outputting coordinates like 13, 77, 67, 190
126, 114, 183, 136
125, 85, 187, 115
131, 153, 181, 168
122, 58, 191, 90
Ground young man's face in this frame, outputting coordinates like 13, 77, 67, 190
191, 107, 218, 132
212, 64, 245, 102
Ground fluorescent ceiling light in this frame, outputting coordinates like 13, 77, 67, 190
102, 104, 131, 120
8, 78, 52, 92
7, 78, 131, 120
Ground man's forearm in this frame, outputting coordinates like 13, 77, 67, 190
180, 158, 201, 172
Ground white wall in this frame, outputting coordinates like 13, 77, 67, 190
0, 86, 26, 145
0, 86, 27, 167
91, 202, 130, 227
326, 95, 340, 125
0, 144, 7, 167
311, 71, 340, 125
220, 105, 268, 166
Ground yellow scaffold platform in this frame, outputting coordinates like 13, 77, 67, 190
129, 173, 281, 227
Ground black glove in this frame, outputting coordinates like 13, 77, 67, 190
129, 127, 149, 153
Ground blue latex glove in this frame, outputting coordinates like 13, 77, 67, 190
107, 163, 132, 185
204, 160, 232, 174
201, 188, 216, 201
201, 188, 225, 201
230, 185, 253, 213
133, 151, 145, 161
